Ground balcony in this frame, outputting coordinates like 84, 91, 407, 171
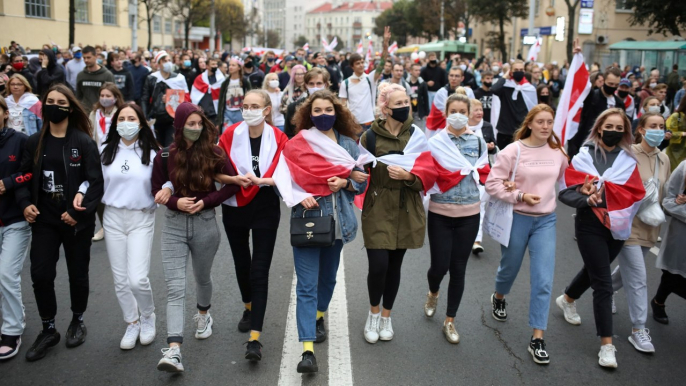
353, 22, 362, 28
327, 23, 332, 30
316, 23, 321, 30
352, 34, 362, 41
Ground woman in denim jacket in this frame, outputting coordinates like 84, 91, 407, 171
5, 74, 42, 135
281, 90, 368, 374
423, 94, 487, 344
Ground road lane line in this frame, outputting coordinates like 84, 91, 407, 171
278, 271, 302, 386
650, 246, 660, 256
328, 251, 354, 385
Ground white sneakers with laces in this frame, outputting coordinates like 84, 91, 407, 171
120, 322, 140, 350
556, 294, 581, 325
157, 346, 184, 372
364, 311, 380, 343
598, 344, 618, 368
193, 312, 213, 339
379, 316, 394, 341
140, 313, 156, 345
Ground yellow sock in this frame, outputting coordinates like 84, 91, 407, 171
249, 331, 261, 342
303, 341, 314, 353
316, 310, 325, 320
245, 303, 252, 311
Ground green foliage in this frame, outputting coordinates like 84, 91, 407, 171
469, 0, 528, 60
626, 0, 686, 36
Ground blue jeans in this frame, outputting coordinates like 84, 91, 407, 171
0, 221, 31, 336
276, 125, 284, 132
494, 212, 556, 330
223, 109, 244, 127
293, 240, 343, 342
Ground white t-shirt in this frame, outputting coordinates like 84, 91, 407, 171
101, 142, 157, 211
339, 70, 376, 124
268, 90, 285, 126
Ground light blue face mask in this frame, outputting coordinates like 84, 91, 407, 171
183, 60, 192, 67
644, 129, 665, 147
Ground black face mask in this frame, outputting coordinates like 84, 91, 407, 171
43, 104, 70, 124
210, 66, 218, 73
539, 95, 549, 103
388, 106, 410, 123
601, 130, 624, 147
603, 84, 617, 96
429, 59, 438, 65
512, 71, 525, 82
0, 85, 5, 93
482, 81, 492, 88
244, 61, 254, 69
617, 90, 630, 99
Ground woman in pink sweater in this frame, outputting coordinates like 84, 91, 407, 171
485, 104, 569, 365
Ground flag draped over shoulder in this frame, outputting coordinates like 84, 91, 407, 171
553, 53, 591, 145
490, 79, 537, 130
426, 128, 490, 195
191, 70, 225, 113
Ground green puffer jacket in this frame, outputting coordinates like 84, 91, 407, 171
360, 118, 426, 250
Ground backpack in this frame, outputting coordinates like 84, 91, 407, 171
160, 146, 170, 179
345, 76, 373, 100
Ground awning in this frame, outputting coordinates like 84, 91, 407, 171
419, 40, 478, 54
609, 40, 686, 51
396, 45, 420, 54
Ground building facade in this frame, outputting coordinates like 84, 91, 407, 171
306, 1, 393, 54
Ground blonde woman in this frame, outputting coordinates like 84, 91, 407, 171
262, 73, 285, 131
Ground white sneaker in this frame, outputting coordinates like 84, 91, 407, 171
364, 312, 380, 344
193, 312, 213, 339
140, 313, 156, 345
92, 228, 105, 241
556, 294, 581, 325
379, 316, 394, 341
157, 346, 184, 372
120, 322, 140, 350
611, 293, 617, 314
598, 344, 618, 368
628, 329, 655, 353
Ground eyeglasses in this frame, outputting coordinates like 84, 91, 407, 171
241, 106, 265, 112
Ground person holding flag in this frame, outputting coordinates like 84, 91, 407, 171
425, 67, 475, 138
557, 108, 645, 369
358, 83, 437, 344
486, 105, 569, 365
272, 90, 369, 374
490, 60, 537, 150
190, 58, 225, 125
423, 93, 489, 344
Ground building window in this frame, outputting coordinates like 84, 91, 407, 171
75, 0, 88, 23
103, 0, 117, 25
153, 15, 161, 33
535, 0, 540, 16
25, 0, 50, 18
165, 18, 172, 34
371, 17, 376, 24
616, 0, 632, 10
354, 17, 361, 23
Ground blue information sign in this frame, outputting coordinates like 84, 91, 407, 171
581, 0, 594, 8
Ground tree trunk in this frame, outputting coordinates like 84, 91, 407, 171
565, 0, 579, 64
498, 17, 506, 62
146, 3, 152, 50
185, 21, 191, 49
69, 0, 75, 46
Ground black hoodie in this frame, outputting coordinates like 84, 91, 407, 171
0, 128, 31, 227
35, 49, 67, 98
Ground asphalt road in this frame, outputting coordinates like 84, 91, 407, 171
2, 130, 685, 386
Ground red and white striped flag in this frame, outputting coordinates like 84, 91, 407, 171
553, 52, 591, 145
273, 128, 375, 207
356, 39, 364, 54
561, 146, 645, 240
364, 40, 374, 63
388, 41, 398, 56
190, 70, 225, 114
6, 93, 42, 120
527, 38, 542, 62
302, 43, 309, 51
427, 128, 490, 195
218, 121, 288, 207
321, 37, 329, 51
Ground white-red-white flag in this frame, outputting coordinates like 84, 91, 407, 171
427, 128, 490, 195
190, 70, 225, 114
527, 38, 542, 62
364, 40, 374, 63
553, 52, 591, 145
388, 41, 398, 56
356, 39, 364, 54
302, 43, 309, 51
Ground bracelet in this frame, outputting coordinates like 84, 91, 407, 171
517, 192, 524, 202
345, 179, 351, 190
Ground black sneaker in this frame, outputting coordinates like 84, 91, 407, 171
297, 351, 318, 373
65, 322, 87, 348
315, 317, 327, 343
0, 335, 21, 361
245, 340, 263, 361
238, 309, 251, 333
491, 293, 507, 322
25, 331, 60, 362
651, 297, 669, 325
528, 337, 550, 364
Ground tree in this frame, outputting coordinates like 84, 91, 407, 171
207, 0, 245, 45
170, 0, 211, 49
372, 0, 414, 46
265, 30, 281, 48
469, 0, 528, 61
625, 0, 686, 36
563, 0, 581, 64
293, 35, 308, 48
138, 0, 170, 50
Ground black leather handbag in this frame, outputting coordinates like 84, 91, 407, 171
290, 209, 336, 248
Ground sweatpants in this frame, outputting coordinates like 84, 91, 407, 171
611, 245, 650, 330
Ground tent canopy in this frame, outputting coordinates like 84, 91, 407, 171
609, 40, 686, 51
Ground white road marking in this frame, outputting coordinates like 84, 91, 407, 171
328, 251, 354, 385
278, 271, 302, 386
650, 246, 660, 256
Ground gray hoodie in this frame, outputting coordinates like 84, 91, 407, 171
75, 65, 114, 113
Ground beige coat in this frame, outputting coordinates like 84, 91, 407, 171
626, 143, 671, 247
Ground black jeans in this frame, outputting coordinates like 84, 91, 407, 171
222, 222, 278, 332
427, 212, 480, 317
30, 221, 95, 320
496, 133, 513, 151
565, 208, 624, 337
367, 248, 407, 310
654, 270, 686, 304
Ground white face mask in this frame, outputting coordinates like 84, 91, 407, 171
268, 80, 279, 89
492, 66, 500, 73
459, 64, 467, 71
162, 62, 173, 73
307, 87, 324, 94
446, 112, 469, 130
242, 108, 267, 126
116, 121, 141, 141
647, 105, 661, 114
649, 82, 657, 89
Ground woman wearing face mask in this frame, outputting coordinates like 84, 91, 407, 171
557, 108, 644, 368
15, 84, 104, 362
215, 90, 288, 361
5, 74, 42, 135
359, 83, 436, 344
536, 84, 554, 109
486, 105, 568, 365
272, 90, 368, 373
665, 97, 686, 172
280, 64, 307, 116
151, 102, 239, 373
74, 103, 163, 350
0, 96, 32, 360
262, 74, 285, 131
88, 82, 124, 242
423, 94, 489, 344
467, 99, 496, 254
605, 112, 670, 353
217, 59, 252, 127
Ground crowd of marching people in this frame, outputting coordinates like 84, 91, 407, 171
1, 30, 685, 375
